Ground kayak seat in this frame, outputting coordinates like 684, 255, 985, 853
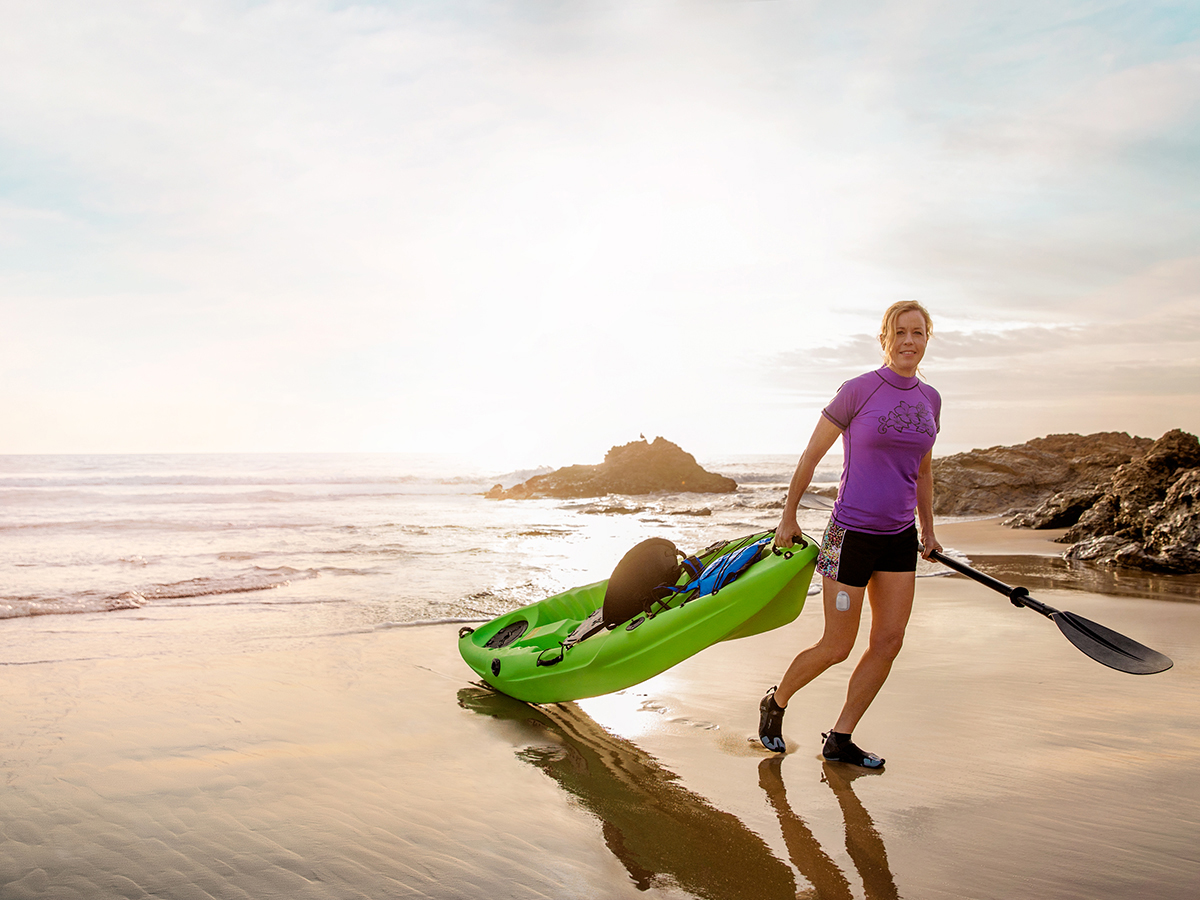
602, 538, 684, 627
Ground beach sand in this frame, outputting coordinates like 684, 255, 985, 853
3, 519, 1199, 899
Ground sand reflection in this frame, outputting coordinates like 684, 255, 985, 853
459, 685, 796, 898
759, 757, 899, 900
459, 686, 902, 899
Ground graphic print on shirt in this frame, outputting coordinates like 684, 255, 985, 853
877, 400, 936, 437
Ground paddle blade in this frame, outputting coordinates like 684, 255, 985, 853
1052, 611, 1173, 675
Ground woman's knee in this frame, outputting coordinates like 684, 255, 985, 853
870, 630, 905, 661
816, 636, 855, 666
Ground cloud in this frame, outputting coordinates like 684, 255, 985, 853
767, 254, 1200, 450
0, 1, 1197, 458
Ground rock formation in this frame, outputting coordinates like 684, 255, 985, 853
484, 437, 737, 500
1059, 429, 1200, 573
933, 429, 1200, 574
1057, 429, 1200, 538
1140, 469, 1200, 571
931, 432, 1152, 517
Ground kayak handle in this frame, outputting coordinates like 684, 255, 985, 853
771, 531, 808, 558
536, 646, 565, 667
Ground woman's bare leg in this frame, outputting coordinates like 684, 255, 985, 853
775, 577, 866, 708
832, 570, 915, 734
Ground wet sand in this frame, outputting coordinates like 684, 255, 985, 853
3, 519, 1199, 899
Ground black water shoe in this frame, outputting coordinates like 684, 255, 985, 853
759, 687, 786, 753
822, 730, 884, 769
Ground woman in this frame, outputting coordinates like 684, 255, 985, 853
759, 301, 942, 767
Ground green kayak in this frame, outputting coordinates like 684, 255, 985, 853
458, 531, 818, 704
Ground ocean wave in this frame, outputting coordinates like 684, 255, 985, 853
0, 519, 320, 534
0, 591, 148, 620
0, 567, 320, 620
0, 473, 498, 489
452, 582, 561, 619
377, 617, 488, 629
703, 456, 840, 485
0, 488, 486, 512
139, 568, 320, 601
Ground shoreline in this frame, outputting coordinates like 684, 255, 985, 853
937, 514, 1068, 556
2, 518, 1198, 899
936, 516, 1200, 604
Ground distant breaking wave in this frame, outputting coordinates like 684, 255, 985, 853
0, 567, 320, 620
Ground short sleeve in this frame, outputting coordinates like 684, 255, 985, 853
821, 379, 860, 431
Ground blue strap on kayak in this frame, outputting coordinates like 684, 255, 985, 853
684, 535, 773, 599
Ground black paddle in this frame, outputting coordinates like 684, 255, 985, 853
928, 548, 1173, 675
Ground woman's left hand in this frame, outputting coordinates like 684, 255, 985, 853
920, 532, 942, 560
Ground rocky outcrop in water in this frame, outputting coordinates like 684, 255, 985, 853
931, 432, 1152, 517
484, 437, 737, 500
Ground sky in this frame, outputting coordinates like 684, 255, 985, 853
2, 0, 1198, 468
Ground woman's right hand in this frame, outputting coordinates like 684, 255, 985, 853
775, 517, 803, 549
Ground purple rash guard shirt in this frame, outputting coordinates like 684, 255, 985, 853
822, 367, 941, 535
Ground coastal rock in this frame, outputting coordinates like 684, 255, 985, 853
1062, 428, 1200, 543
1064, 534, 1146, 565
1141, 468, 1200, 572
931, 432, 1151, 518
1027, 429, 1200, 573
1005, 485, 1107, 529
484, 437, 737, 500
933, 428, 1200, 573
1064, 460, 1200, 573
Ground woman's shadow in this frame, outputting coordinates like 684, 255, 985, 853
459, 685, 900, 899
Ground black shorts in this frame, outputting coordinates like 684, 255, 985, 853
815, 523, 918, 588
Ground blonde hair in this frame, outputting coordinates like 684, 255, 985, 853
878, 301, 933, 370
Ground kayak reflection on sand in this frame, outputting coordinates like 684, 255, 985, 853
457, 685, 794, 897
458, 686, 899, 899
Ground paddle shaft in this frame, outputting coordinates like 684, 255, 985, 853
929, 549, 1057, 617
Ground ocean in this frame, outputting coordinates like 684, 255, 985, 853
0, 453, 839, 651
